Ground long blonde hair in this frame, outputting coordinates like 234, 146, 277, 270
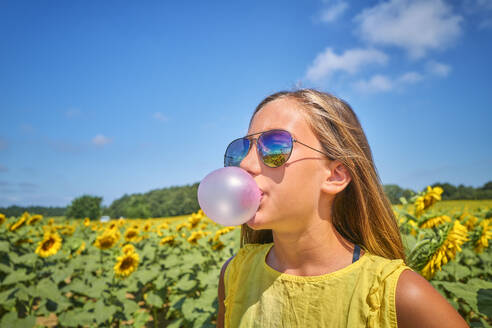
239, 89, 406, 262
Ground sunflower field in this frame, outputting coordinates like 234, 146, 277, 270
0, 187, 491, 327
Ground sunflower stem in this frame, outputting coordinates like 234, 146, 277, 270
100, 250, 104, 276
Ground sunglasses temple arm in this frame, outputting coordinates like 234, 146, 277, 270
294, 140, 334, 160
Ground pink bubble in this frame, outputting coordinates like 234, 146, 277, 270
197, 167, 261, 226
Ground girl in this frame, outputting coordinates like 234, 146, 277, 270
216, 89, 468, 328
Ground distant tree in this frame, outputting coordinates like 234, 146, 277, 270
431, 182, 458, 200
481, 181, 492, 190
383, 184, 416, 204
65, 195, 103, 220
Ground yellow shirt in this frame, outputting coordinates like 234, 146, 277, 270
224, 242, 414, 328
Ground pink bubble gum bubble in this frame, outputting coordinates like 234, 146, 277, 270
197, 167, 261, 227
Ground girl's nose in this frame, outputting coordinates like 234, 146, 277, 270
239, 139, 262, 176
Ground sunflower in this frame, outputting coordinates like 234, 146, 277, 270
114, 252, 139, 278
188, 215, 201, 229
61, 225, 76, 236
212, 240, 225, 251
83, 217, 91, 227
420, 215, 451, 229
35, 232, 62, 258
414, 186, 443, 217
175, 222, 187, 232
0, 213, 6, 225
160, 236, 176, 246
75, 241, 86, 255
212, 227, 236, 242
158, 222, 169, 231
10, 213, 28, 232
142, 222, 152, 232
124, 228, 140, 242
48, 218, 55, 226
474, 219, 492, 253
117, 218, 126, 227
27, 214, 43, 225
420, 220, 469, 279
463, 216, 478, 231
187, 231, 209, 245
122, 244, 136, 254
94, 230, 119, 250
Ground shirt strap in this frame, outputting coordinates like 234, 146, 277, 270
352, 244, 361, 263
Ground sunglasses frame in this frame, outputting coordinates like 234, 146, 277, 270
224, 128, 334, 168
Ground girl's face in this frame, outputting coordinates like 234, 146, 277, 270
240, 97, 333, 232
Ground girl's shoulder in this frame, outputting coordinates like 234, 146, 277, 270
232, 242, 271, 263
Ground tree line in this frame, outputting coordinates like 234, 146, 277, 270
1, 181, 490, 219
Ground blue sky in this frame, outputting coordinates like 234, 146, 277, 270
1, 0, 491, 207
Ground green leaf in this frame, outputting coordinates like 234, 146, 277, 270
0, 311, 36, 328
88, 278, 109, 298
433, 279, 492, 316
52, 266, 74, 284
63, 279, 90, 297
93, 299, 117, 324
181, 296, 197, 319
145, 291, 163, 308
477, 288, 492, 318
0, 241, 10, 253
442, 261, 471, 281
0, 262, 11, 273
58, 309, 94, 327
122, 299, 139, 318
195, 288, 217, 312
2, 269, 35, 285
175, 274, 197, 292
133, 267, 158, 285
141, 243, 155, 262
132, 310, 151, 328
154, 274, 169, 290
166, 318, 184, 328
34, 278, 58, 298
17, 253, 38, 267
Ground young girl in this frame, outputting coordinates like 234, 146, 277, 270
216, 89, 468, 328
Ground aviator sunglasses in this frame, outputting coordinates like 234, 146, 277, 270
224, 129, 334, 168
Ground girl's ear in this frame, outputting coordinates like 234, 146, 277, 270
320, 160, 352, 195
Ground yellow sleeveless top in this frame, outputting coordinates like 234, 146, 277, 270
224, 242, 414, 328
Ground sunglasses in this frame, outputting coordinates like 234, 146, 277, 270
224, 129, 334, 168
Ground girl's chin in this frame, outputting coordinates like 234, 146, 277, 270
246, 212, 267, 230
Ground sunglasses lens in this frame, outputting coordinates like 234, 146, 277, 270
224, 138, 250, 167
258, 130, 292, 168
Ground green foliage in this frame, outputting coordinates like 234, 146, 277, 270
108, 183, 200, 218
0, 206, 66, 218
431, 181, 492, 201
65, 195, 103, 220
383, 184, 416, 204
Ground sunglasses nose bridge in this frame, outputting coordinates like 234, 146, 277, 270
240, 136, 263, 169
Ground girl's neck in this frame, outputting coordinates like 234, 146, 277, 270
266, 222, 363, 276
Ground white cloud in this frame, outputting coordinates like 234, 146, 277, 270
153, 112, 168, 122
354, 71, 424, 93
320, 2, 349, 23
427, 60, 451, 77
354, 74, 393, 93
92, 134, 112, 147
305, 47, 388, 81
355, 0, 462, 59
398, 71, 423, 84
